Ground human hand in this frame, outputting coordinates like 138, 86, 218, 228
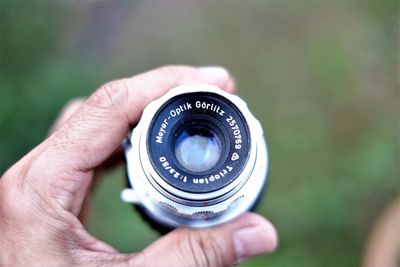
0, 66, 277, 267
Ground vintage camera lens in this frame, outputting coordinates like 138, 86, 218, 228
122, 84, 268, 231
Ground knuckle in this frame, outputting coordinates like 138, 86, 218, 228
88, 79, 129, 109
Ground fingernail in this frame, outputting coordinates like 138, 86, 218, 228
198, 66, 229, 82
233, 223, 277, 261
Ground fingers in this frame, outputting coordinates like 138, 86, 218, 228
131, 213, 278, 267
51, 97, 126, 171
25, 65, 235, 211
45, 65, 235, 172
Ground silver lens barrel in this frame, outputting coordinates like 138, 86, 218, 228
122, 84, 268, 229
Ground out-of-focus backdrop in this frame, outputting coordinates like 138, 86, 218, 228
1, 1, 399, 266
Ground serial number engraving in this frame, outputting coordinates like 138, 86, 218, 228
226, 116, 242, 150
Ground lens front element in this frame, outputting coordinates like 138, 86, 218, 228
175, 127, 221, 173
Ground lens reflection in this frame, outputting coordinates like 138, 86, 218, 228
175, 128, 221, 173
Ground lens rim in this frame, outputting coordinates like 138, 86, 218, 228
146, 92, 251, 194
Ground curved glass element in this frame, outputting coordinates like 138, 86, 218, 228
174, 127, 221, 173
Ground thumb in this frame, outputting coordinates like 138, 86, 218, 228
131, 213, 278, 267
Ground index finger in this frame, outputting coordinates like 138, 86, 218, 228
45, 65, 236, 173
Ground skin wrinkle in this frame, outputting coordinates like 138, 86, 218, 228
68, 232, 116, 264
48, 212, 106, 266
0, 187, 23, 258
197, 232, 213, 267
187, 231, 206, 267
53, 172, 89, 214
87, 81, 120, 111
24, 174, 56, 213
4, 143, 45, 189
49, 129, 105, 174
67, 213, 114, 254
67, 114, 126, 171
4, 204, 70, 264
22, 166, 86, 246
128, 250, 151, 267
33, 151, 86, 212
98, 79, 137, 129
71, 172, 94, 216
207, 232, 228, 267
7, 170, 58, 228
89, 80, 138, 128
48, 100, 110, 220
204, 229, 233, 267
101, 81, 122, 108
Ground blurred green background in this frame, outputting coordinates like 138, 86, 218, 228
1, 1, 399, 266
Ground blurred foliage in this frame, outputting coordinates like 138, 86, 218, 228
1, 1, 399, 267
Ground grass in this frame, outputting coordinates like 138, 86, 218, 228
1, 1, 398, 266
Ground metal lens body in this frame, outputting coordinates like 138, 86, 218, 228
122, 85, 268, 229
